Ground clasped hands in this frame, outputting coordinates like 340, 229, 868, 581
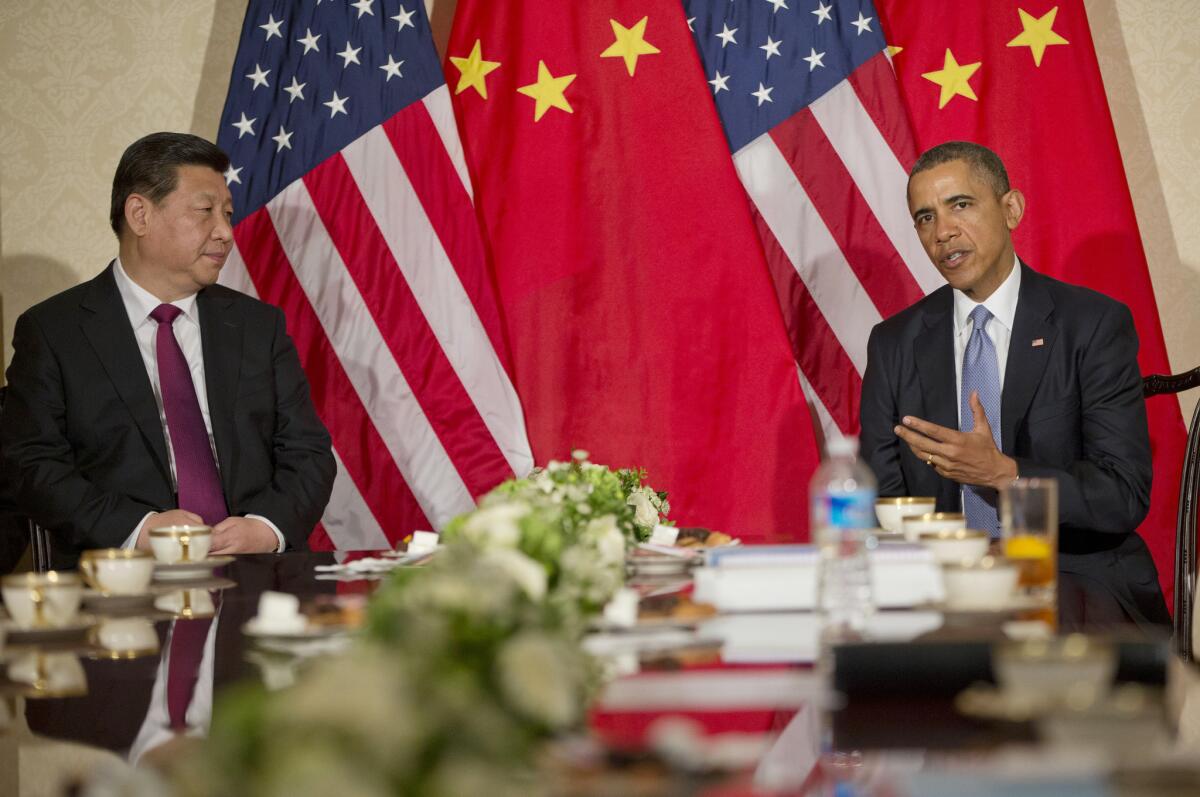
894, 391, 1017, 490
136, 510, 279, 553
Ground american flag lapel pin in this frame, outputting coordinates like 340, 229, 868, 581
1032, 338, 1044, 347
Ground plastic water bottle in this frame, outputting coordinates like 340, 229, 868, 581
811, 436, 877, 639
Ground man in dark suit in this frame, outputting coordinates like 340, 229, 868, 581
860, 141, 1169, 631
1, 132, 334, 566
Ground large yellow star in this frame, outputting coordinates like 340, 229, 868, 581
921, 49, 981, 109
449, 39, 501, 99
516, 60, 576, 122
600, 16, 661, 76
1007, 7, 1069, 67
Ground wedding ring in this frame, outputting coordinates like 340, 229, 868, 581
926, 453, 934, 466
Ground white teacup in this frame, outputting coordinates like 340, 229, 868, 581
993, 635, 1117, 705
7, 651, 87, 697
920, 529, 991, 565
92, 617, 160, 658
941, 555, 1018, 610
1, 571, 83, 629
149, 525, 213, 564
154, 588, 216, 618
902, 512, 966, 542
875, 497, 937, 534
248, 591, 307, 634
80, 548, 154, 595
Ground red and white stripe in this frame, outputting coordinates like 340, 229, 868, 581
733, 53, 933, 443
220, 86, 533, 549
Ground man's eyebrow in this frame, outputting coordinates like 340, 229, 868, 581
943, 193, 976, 205
911, 203, 933, 219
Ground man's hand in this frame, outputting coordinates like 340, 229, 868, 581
135, 509, 204, 549
210, 516, 280, 554
894, 391, 1018, 490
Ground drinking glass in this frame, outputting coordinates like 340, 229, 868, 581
1000, 478, 1057, 627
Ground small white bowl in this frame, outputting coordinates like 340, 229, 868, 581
903, 512, 966, 542
920, 528, 990, 564
875, 497, 936, 534
941, 555, 1018, 610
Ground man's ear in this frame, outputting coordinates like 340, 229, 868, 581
124, 194, 152, 238
1002, 188, 1025, 232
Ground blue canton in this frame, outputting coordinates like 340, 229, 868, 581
684, 0, 888, 153
216, 0, 445, 225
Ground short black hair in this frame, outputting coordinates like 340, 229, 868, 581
110, 132, 230, 237
909, 141, 1011, 198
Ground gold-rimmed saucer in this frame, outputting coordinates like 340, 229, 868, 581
153, 555, 235, 581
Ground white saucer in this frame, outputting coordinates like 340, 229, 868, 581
2, 615, 97, 646
82, 588, 161, 613
241, 619, 350, 643
153, 555, 235, 581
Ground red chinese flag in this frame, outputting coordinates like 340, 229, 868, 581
446, 1, 819, 541
877, 1, 1185, 603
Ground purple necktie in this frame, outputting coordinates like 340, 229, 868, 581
166, 613, 213, 729
150, 304, 227, 525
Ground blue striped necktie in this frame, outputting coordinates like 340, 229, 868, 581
961, 305, 1002, 536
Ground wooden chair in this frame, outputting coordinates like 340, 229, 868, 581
0, 385, 51, 573
1143, 367, 1200, 660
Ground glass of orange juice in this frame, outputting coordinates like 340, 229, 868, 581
1000, 478, 1058, 626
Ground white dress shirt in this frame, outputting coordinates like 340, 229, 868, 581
952, 254, 1021, 427
113, 259, 284, 551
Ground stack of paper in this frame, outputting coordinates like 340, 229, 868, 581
694, 543, 944, 612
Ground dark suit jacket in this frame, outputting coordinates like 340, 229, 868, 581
0, 264, 335, 563
861, 263, 1169, 630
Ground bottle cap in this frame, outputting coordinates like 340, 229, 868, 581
826, 435, 859, 458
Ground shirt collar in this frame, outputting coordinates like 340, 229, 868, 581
113, 258, 200, 327
953, 253, 1021, 335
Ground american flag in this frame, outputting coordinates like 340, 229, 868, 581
215, 0, 532, 550
686, 0, 936, 441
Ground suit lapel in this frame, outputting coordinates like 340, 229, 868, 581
913, 288, 961, 509
197, 288, 242, 495
80, 264, 172, 479
914, 287, 957, 431
1001, 264, 1056, 454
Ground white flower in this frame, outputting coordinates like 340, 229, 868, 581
586, 515, 626, 565
628, 489, 660, 529
481, 547, 547, 602
496, 631, 580, 728
462, 502, 530, 548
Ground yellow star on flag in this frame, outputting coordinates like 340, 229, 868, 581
517, 60, 576, 122
449, 39, 501, 99
886, 44, 903, 58
1007, 7, 1069, 67
922, 49, 981, 109
600, 16, 661, 76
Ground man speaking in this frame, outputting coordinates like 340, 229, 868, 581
2, 132, 335, 565
860, 141, 1169, 631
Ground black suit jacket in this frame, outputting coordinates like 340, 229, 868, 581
0, 264, 335, 561
861, 263, 1168, 630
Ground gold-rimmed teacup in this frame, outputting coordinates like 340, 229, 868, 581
919, 528, 991, 565
902, 511, 966, 541
1, 571, 83, 629
89, 617, 160, 660
154, 588, 216, 619
80, 548, 154, 595
875, 496, 936, 534
941, 554, 1018, 609
7, 651, 88, 698
149, 525, 213, 564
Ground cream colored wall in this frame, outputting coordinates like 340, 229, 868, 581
2, 0, 1198, 423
